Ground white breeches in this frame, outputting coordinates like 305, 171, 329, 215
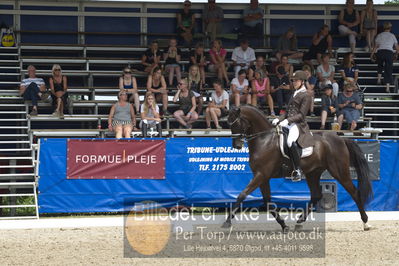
285, 123, 299, 148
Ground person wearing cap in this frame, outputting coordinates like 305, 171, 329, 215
272, 70, 315, 182
270, 65, 291, 115
370, 21, 399, 93
320, 84, 338, 130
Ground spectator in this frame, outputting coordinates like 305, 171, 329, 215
275, 55, 293, 78
230, 69, 251, 107
209, 40, 229, 86
316, 53, 339, 97
146, 67, 170, 115
248, 55, 268, 81
339, 52, 359, 88
251, 69, 275, 115
19, 65, 46, 116
205, 79, 229, 131
338, 0, 360, 53
320, 84, 338, 130
303, 64, 317, 116
303, 25, 333, 65
177, 0, 195, 45
203, 0, 224, 41
140, 93, 162, 138
337, 83, 363, 130
241, 0, 264, 38
163, 38, 182, 87
187, 65, 204, 114
108, 91, 136, 139
119, 67, 140, 113
360, 0, 378, 52
371, 22, 399, 93
271, 66, 291, 115
275, 28, 303, 62
140, 40, 162, 74
49, 64, 68, 118
173, 78, 198, 130
231, 39, 256, 78
189, 43, 207, 86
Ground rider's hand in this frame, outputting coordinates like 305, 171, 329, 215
272, 118, 280, 126
279, 119, 289, 127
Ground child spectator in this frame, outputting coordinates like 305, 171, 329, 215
230, 69, 251, 107
140, 40, 162, 74
119, 67, 140, 113
208, 40, 229, 86
173, 78, 198, 130
108, 91, 136, 139
163, 38, 182, 87
337, 83, 363, 130
177, 0, 195, 45
316, 53, 339, 97
205, 79, 229, 131
140, 93, 162, 137
19, 65, 46, 116
49, 64, 68, 118
320, 85, 338, 130
146, 67, 170, 115
251, 69, 275, 116
275, 28, 303, 62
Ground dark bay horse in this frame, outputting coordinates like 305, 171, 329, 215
223, 105, 373, 231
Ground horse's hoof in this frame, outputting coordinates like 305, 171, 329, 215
282, 226, 290, 234
363, 222, 372, 231
221, 221, 232, 228
295, 224, 303, 231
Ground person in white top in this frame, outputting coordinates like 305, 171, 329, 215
231, 39, 256, 78
370, 22, 399, 93
230, 69, 251, 107
19, 65, 46, 116
205, 79, 229, 132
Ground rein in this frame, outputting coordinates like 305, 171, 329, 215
230, 114, 273, 141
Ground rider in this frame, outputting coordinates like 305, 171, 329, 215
272, 70, 315, 181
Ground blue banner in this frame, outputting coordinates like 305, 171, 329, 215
38, 138, 399, 213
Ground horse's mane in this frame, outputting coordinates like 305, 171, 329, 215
240, 104, 272, 126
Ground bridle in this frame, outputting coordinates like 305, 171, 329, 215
229, 110, 273, 142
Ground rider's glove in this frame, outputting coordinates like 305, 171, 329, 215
279, 119, 289, 127
272, 118, 280, 126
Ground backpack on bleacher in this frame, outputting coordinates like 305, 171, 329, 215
1, 23, 16, 47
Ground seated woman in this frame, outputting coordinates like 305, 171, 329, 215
360, 0, 377, 52
208, 40, 229, 86
108, 91, 136, 139
190, 43, 207, 86
163, 38, 182, 87
140, 93, 162, 137
146, 67, 170, 115
339, 52, 359, 88
251, 69, 275, 116
187, 65, 204, 114
49, 64, 68, 118
205, 79, 229, 131
275, 28, 303, 62
320, 85, 338, 129
119, 67, 140, 113
316, 53, 339, 97
248, 55, 268, 81
140, 40, 162, 74
275, 55, 293, 78
338, 0, 360, 53
303, 64, 317, 116
173, 78, 198, 130
337, 83, 363, 130
176, 0, 195, 45
303, 24, 333, 65
230, 69, 251, 107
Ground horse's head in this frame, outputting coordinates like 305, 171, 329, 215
227, 106, 248, 149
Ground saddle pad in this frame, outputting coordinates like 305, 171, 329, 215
279, 133, 313, 159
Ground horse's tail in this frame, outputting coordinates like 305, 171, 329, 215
344, 139, 373, 205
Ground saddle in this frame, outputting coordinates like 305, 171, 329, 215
278, 126, 313, 159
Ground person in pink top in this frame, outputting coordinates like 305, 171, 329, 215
251, 69, 275, 116
208, 39, 229, 86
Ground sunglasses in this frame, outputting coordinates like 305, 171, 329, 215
124, 71, 131, 74
54, 69, 61, 71
346, 90, 354, 92
184, 4, 191, 6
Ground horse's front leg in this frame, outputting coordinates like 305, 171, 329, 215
259, 181, 289, 233
222, 172, 263, 228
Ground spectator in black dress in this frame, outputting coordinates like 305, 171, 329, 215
49, 64, 68, 118
173, 78, 198, 130
141, 40, 162, 74
271, 66, 291, 115
320, 85, 338, 130
163, 38, 182, 87
189, 43, 207, 86
303, 25, 333, 65
177, 0, 195, 45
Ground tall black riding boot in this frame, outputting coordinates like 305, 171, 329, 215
288, 142, 304, 182
142, 124, 148, 138
156, 123, 162, 138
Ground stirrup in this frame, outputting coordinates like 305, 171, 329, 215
291, 170, 303, 182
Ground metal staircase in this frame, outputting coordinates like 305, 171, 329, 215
0, 46, 39, 219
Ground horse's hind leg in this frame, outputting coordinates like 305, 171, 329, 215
222, 172, 264, 228
259, 181, 289, 233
